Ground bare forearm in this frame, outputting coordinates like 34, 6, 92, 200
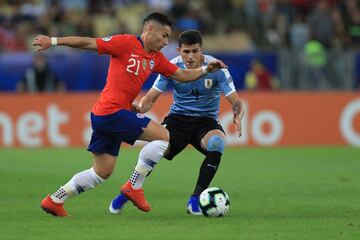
232, 101, 242, 116
170, 60, 227, 82
33, 35, 97, 52
179, 67, 205, 82
57, 37, 97, 50
139, 98, 154, 113
139, 88, 161, 113
171, 67, 205, 83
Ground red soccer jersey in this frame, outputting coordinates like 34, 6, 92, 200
92, 34, 178, 115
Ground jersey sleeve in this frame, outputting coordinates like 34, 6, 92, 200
152, 74, 169, 92
153, 52, 179, 77
218, 69, 236, 97
95, 35, 131, 56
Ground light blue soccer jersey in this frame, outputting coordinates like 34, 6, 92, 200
153, 55, 236, 120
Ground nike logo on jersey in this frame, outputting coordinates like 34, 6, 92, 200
131, 53, 140, 57
207, 164, 218, 170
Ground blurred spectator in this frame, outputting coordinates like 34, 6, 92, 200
170, 0, 188, 19
308, 0, 336, 48
175, 8, 204, 32
301, 40, 329, 89
339, 0, 360, 47
17, 53, 65, 93
289, 13, 309, 50
245, 60, 279, 91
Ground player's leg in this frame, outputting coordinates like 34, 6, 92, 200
110, 117, 190, 214
128, 120, 170, 189
187, 129, 225, 215
41, 153, 116, 217
196, 129, 225, 193
41, 112, 123, 217
119, 120, 169, 212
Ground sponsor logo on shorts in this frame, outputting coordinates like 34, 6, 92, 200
137, 113, 145, 118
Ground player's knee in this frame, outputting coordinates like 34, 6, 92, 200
96, 169, 113, 179
207, 135, 225, 153
93, 165, 113, 179
160, 128, 170, 142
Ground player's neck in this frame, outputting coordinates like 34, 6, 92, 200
139, 35, 153, 53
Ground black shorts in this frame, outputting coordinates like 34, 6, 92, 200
162, 114, 225, 160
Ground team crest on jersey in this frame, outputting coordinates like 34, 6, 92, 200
149, 60, 155, 70
142, 59, 147, 70
102, 36, 112, 41
204, 79, 213, 89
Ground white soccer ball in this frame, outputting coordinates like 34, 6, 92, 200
199, 187, 230, 217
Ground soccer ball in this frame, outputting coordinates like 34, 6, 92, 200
199, 187, 230, 217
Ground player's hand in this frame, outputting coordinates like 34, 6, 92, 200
206, 60, 228, 73
233, 103, 245, 137
32, 35, 51, 52
131, 103, 141, 113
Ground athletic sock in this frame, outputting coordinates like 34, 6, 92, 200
129, 140, 169, 189
193, 151, 222, 195
50, 167, 105, 204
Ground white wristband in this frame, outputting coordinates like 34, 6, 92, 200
51, 37, 58, 46
201, 65, 208, 74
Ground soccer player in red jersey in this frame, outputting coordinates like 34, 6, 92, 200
33, 12, 226, 216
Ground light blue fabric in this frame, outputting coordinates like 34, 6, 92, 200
153, 55, 236, 121
207, 135, 225, 153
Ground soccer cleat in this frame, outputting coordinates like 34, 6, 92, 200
186, 195, 202, 215
40, 195, 69, 217
120, 181, 151, 212
109, 193, 128, 214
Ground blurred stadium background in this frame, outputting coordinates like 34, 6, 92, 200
1, 1, 360, 240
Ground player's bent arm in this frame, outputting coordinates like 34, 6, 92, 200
226, 92, 244, 136
32, 35, 97, 52
138, 88, 162, 113
170, 60, 228, 82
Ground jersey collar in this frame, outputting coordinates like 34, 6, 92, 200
137, 36, 144, 48
137, 35, 153, 58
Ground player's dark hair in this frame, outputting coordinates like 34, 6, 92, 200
143, 12, 172, 27
178, 30, 202, 47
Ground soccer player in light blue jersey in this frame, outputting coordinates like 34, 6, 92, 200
109, 30, 244, 215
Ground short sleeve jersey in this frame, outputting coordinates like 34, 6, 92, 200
153, 55, 236, 120
92, 34, 178, 115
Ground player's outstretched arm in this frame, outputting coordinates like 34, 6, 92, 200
226, 92, 244, 137
170, 60, 227, 82
32, 35, 97, 52
137, 88, 162, 113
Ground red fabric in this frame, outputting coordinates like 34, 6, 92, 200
256, 71, 272, 90
92, 34, 178, 115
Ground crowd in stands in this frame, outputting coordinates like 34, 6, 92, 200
0, 0, 359, 91
0, 0, 359, 52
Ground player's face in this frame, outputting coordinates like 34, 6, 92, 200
147, 23, 171, 52
178, 44, 203, 69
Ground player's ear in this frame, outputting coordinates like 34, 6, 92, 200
177, 47, 180, 53
143, 22, 152, 33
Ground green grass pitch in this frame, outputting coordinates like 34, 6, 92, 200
1, 147, 360, 240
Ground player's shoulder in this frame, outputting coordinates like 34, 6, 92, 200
203, 54, 229, 75
203, 54, 231, 78
203, 54, 218, 64
103, 34, 136, 42
169, 55, 187, 68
